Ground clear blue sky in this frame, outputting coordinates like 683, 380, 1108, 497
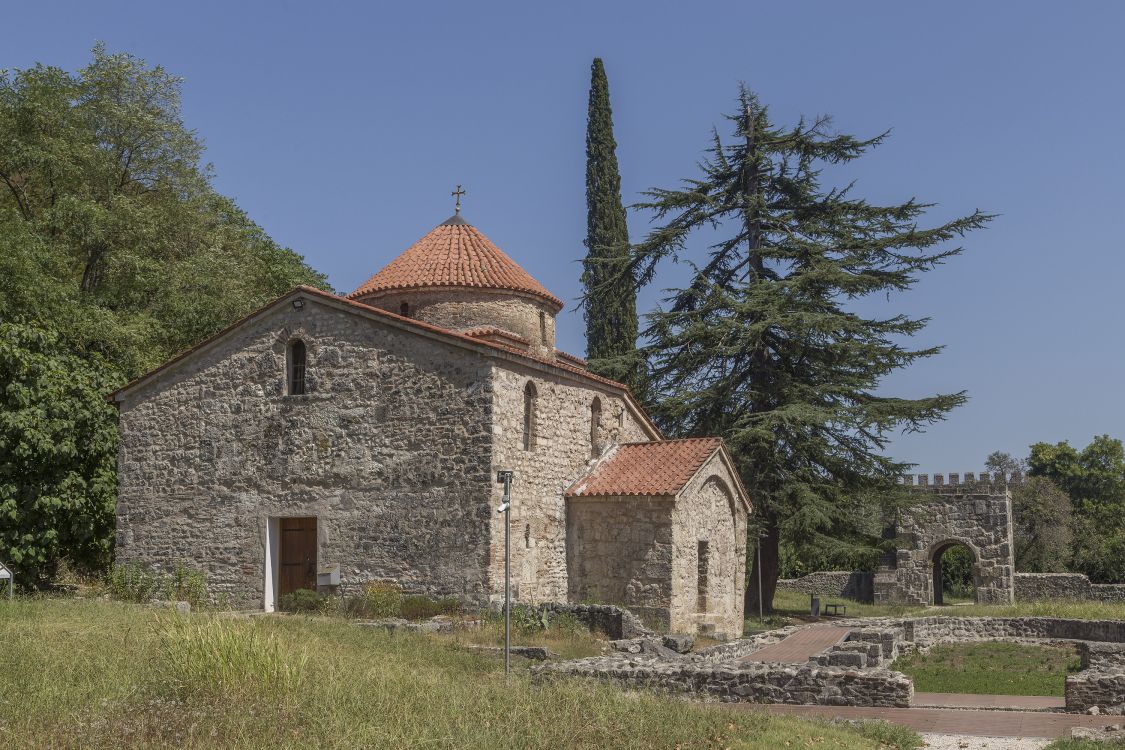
9, 1, 1125, 472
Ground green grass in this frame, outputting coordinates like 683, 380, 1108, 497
929, 599, 1125, 621
890, 642, 1081, 696
745, 589, 925, 630
751, 590, 1125, 632
0, 598, 920, 749
1045, 740, 1125, 750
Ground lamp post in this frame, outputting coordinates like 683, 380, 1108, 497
757, 531, 766, 625
495, 470, 514, 676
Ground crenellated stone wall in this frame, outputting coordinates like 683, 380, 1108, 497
875, 473, 1015, 606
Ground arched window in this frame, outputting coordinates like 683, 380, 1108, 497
522, 381, 537, 451
287, 339, 307, 395
590, 397, 602, 457
399, 302, 410, 317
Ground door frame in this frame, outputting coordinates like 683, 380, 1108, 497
263, 515, 318, 612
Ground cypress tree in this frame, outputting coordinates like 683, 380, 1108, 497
632, 86, 992, 613
580, 58, 642, 392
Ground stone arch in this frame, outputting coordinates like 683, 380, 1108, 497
873, 479, 1015, 606
928, 538, 982, 605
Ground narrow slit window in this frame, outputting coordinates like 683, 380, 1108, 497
522, 381, 537, 451
539, 311, 548, 345
400, 302, 410, 317
590, 397, 602, 458
696, 540, 710, 612
287, 340, 307, 395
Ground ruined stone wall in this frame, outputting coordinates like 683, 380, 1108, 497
488, 363, 655, 604
1066, 672, 1125, 715
875, 475, 1015, 605
534, 657, 913, 708
1016, 573, 1125, 603
670, 464, 747, 639
359, 288, 557, 356
565, 496, 675, 629
776, 572, 875, 603
115, 299, 495, 608
904, 616, 1125, 645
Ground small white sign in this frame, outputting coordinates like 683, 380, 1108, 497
0, 564, 10, 580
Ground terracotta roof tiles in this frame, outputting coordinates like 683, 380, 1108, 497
566, 438, 724, 498
348, 217, 563, 310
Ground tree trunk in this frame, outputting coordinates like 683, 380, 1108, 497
745, 514, 780, 616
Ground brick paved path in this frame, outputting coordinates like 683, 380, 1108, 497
740, 625, 850, 664
913, 693, 1065, 710
735, 704, 1112, 738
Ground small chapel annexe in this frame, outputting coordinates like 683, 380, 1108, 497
110, 212, 751, 637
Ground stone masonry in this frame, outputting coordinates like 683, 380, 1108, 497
113, 214, 750, 632
875, 473, 1015, 605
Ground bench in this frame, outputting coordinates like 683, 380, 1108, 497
823, 602, 847, 617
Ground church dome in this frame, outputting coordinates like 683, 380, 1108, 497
349, 213, 563, 355
348, 214, 563, 311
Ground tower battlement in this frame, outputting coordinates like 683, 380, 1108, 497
898, 471, 1025, 491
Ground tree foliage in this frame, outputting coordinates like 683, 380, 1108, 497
1027, 435, 1125, 582
1010, 476, 1072, 573
0, 44, 329, 377
0, 46, 329, 582
623, 85, 991, 611
580, 58, 642, 392
0, 321, 118, 584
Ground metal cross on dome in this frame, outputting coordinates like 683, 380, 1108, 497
451, 184, 466, 214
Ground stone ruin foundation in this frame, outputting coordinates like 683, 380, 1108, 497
534, 613, 1125, 714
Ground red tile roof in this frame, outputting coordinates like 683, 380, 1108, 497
348, 216, 564, 311
566, 438, 724, 497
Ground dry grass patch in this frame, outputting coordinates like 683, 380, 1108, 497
0, 598, 919, 749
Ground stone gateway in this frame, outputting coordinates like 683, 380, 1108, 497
110, 212, 751, 637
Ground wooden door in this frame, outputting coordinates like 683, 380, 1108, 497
279, 517, 317, 597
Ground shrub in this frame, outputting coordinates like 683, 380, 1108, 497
106, 563, 208, 607
511, 605, 550, 634
279, 588, 327, 613
400, 594, 462, 620
352, 581, 402, 617
107, 563, 165, 603
169, 564, 207, 608
158, 616, 307, 704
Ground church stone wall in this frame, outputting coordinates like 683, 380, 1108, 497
359, 288, 557, 355
565, 495, 675, 629
670, 461, 747, 639
488, 363, 654, 605
115, 300, 495, 608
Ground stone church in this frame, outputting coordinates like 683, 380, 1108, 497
111, 209, 751, 636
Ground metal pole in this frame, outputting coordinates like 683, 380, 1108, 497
503, 474, 511, 676
757, 537, 763, 624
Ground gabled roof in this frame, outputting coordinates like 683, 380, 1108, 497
107, 286, 659, 439
566, 437, 751, 511
348, 216, 564, 311
566, 438, 720, 497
